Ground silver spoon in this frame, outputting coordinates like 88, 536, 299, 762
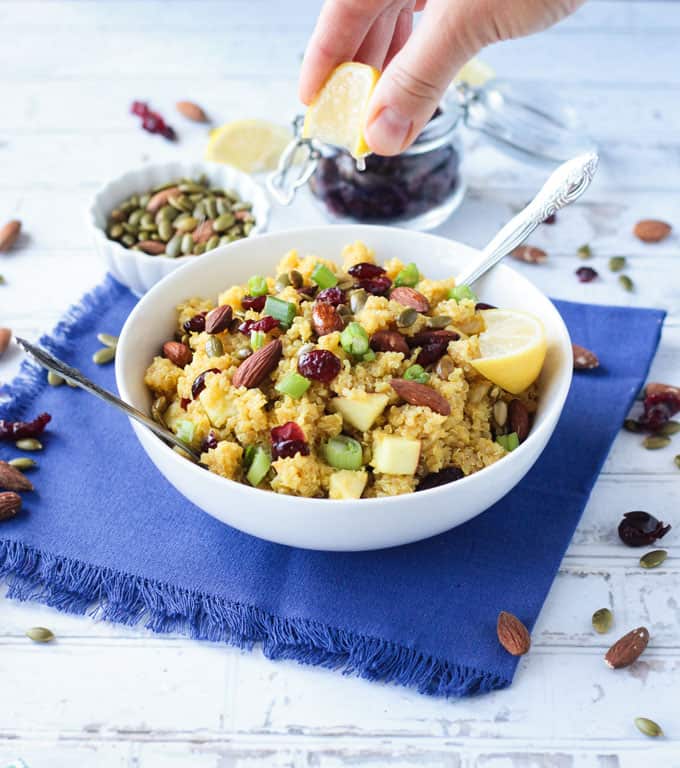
455, 151, 599, 288
15, 337, 203, 464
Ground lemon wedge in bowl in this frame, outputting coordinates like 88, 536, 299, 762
205, 119, 292, 173
303, 62, 380, 159
470, 309, 547, 395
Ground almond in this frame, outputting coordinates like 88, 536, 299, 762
645, 382, 680, 399
390, 379, 451, 416
497, 611, 531, 656
176, 100, 209, 123
390, 286, 430, 313
572, 343, 599, 370
605, 626, 649, 669
0, 327, 11, 358
511, 245, 547, 264
232, 339, 282, 389
633, 219, 672, 243
0, 461, 33, 492
136, 240, 166, 255
312, 302, 344, 337
0, 220, 21, 252
508, 399, 530, 442
205, 305, 233, 334
370, 330, 410, 356
0, 491, 21, 522
146, 186, 180, 214
193, 219, 215, 244
163, 341, 192, 368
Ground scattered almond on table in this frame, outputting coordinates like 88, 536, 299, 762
572, 343, 599, 370
176, 100, 209, 123
633, 219, 672, 243
0, 327, 11, 357
511, 245, 547, 264
604, 626, 649, 669
497, 610, 531, 656
0, 220, 21, 252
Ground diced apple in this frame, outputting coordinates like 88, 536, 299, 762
371, 434, 421, 475
328, 470, 368, 500
332, 392, 389, 432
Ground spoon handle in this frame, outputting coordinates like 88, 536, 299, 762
455, 152, 599, 288
15, 337, 203, 464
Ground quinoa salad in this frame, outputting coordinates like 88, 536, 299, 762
144, 241, 540, 499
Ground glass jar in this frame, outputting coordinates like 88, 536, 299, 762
268, 80, 595, 231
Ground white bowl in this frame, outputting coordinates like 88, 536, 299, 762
116, 225, 572, 551
88, 160, 270, 296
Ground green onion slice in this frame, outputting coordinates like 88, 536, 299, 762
323, 435, 364, 471
246, 446, 271, 486
340, 321, 369, 356
311, 263, 338, 290
448, 284, 478, 303
275, 371, 311, 399
394, 262, 420, 288
247, 275, 268, 297
404, 364, 429, 384
263, 296, 296, 328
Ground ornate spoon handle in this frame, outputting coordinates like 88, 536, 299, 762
15, 337, 203, 463
455, 152, 599, 288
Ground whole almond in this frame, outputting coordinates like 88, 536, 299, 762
370, 330, 410, 356
232, 339, 282, 389
0, 491, 22, 522
193, 220, 216, 244
605, 626, 649, 669
390, 286, 430, 313
0, 327, 11, 357
205, 305, 233, 334
633, 219, 672, 243
497, 611, 531, 656
645, 381, 680, 399
390, 379, 451, 416
176, 101, 209, 123
0, 220, 21, 252
146, 186, 181, 214
163, 341, 192, 368
136, 240, 166, 255
312, 302, 344, 337
511, 245, 547, 265
572, 343, 599, 370
508, 399, 530, 442
0, 461, 34, 492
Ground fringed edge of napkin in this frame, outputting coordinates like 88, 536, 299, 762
0, 274, 509, 699
0, 539, 509, 697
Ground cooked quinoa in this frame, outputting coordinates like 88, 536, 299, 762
144, 241, 538, 499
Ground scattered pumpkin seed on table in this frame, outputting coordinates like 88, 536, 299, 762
25, 626, 55, 643
619, 275, 634, 292
9, 457, 37, 470
658, 420, 680, 436
608, 256, 626, 272
16, 438, 42, 451
623, 419, 642, 433
675, 454, 680, 469
577, 244, 592, 259
93, 346, 116, 365
592, 607, 613, 634
634, 717, 663, 738
643, 435, 671, 450
47, 370, 64, 387
97, 333, 119, 348
640, 549, 668, 569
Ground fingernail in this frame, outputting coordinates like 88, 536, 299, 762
366, 106, 412, 155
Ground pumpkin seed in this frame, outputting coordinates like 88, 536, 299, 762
297, 343, 315, 358
180, 233, 194, 255
232, 201, 252, 212
205, 235, 220, 251
609, 256, 626, 272
97, 333, 119, 348
658, 420, 680, 436
205, 336, 224, 358
139, 193, 150, 208
168, 194, 192, 212
205, 198, 218, 219
577, 244, 592, 259
165, 234, 183, 259
623, 419, 642, 433
397, 308, 418, 328
158, 205, 179, 222
110, 208, 125, 222
179, 182, 205, 194
619, 275, 634, 292
643, 435, 671, 450
216, 198, 230, 216
47, 371, 64, 387
140, 213, 155, 230
428, 315, 451, 330
93, 346, 116, 365
275, 274, 291, 292
435, 356, 455, 380
591, 607, 613, 634
193, 242, 206, 256
108, 223, 124, 239
174, 216, 198, 233
218, 236, 231, 247
236, 347, 252, 360
640, 549, 668, 569
289, 270, 303, 288
121, 234, 136, 247
493, 400, 508, 428
675, 454, 680, 469
349, 289, 368, 314
0, 275, 5, 285
26, 626, 55, 643
337, 304, 352, 319
634, 717, 663, 738
9, 457, 37, 470
122, 222, 138, 235
243, 222, 253, 236
151, 396, 168, 426
128, 209, 144, 227
213, 213, 236, 232
158, 219, 174, 242
16, 438, 42, 451
137, 230, 151, 242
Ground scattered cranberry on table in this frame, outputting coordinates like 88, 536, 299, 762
130, 101, 176, 141
576, 266, 599, 283
618, 511, 671, 547
0, 412, 51, 440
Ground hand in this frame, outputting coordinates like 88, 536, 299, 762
299, 0, 584, 156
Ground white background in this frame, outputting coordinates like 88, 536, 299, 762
1, 1, 679, 766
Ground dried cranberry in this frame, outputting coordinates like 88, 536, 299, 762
356, 275, 392, 296
417, 467, 464, 491
639, 387, 680, 431
131, 102, 176, 141
316, 287, 345, 305
618, 511, 671, 547
0, 412, 51, 441
131, 101, 150, 117
201, 430, 219, 452
475, 302, 497, 311
242, 295, 267, 312
270, 422, 309, 460
238, 315, 280, 335
416, 340, 448, 367
576, 266, 598, 283
544, 212, 557, 225
408, 330, 459, 348
271, 421, 306, 443
183, 312, 206, 333
348, 262, 386, 279
191, 368, 220, 399
180, 397, 190, 411
298, 349, 342, 382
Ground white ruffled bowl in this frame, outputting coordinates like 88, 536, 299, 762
88, 160, 270, 296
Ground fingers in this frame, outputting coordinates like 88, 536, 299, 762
299, 0, 388, 104
365, 0, 478, 155
383, 0, 415, 67
354, 1, 404, 71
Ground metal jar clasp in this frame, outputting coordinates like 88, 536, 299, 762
266, 116, 320, 206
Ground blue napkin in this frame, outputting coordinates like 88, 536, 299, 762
0, 277, 665, 697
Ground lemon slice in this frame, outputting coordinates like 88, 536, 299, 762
303, 62, 380, 159
470, 309, 547, 395
204, 119, 293, 173
454, 58, 495, 87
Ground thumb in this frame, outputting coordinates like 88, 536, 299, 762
364, 0, 477, 155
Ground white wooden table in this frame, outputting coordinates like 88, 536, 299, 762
1, 2, 679, 765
